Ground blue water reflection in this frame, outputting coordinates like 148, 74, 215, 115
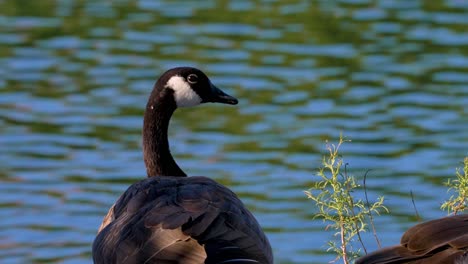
0, 0, 467, 263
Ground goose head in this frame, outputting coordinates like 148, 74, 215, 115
150, 67, 238, 109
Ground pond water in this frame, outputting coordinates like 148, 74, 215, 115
0, 0, 467, 263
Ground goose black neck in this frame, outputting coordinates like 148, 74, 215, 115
142, 89, 186, 177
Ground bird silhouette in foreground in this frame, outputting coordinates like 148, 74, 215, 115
92, 67, 273, 264
356, 214, 468, 264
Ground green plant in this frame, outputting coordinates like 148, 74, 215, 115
304, 135, 387, 264
441, 157, 468, 214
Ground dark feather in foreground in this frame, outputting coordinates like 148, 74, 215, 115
93, 176, 273, 264
356, 214, 468, 264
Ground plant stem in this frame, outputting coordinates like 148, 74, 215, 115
340, 215, 348, 264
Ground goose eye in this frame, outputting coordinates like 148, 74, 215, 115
187, 74, 198, 84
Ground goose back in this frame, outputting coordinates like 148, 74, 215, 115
93, 176, 273, 264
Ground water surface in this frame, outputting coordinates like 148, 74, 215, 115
0, 0, 467, 263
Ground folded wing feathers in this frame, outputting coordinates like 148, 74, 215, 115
402, 214, 468, 253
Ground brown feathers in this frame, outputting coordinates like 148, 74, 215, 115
356, 215, 468, 264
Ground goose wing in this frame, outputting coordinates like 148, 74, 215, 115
356, 214, 468, 264
92, 176, 273, 264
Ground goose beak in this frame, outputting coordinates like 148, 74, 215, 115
208, 83, 238, 105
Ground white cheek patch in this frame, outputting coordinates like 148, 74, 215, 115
166, 76, 202, 107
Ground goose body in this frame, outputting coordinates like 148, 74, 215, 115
356, 214, 468, 264
92, 67, 273, 264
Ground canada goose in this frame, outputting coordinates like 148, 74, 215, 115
356, 214, 468, 264
92, 67, 273, 264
